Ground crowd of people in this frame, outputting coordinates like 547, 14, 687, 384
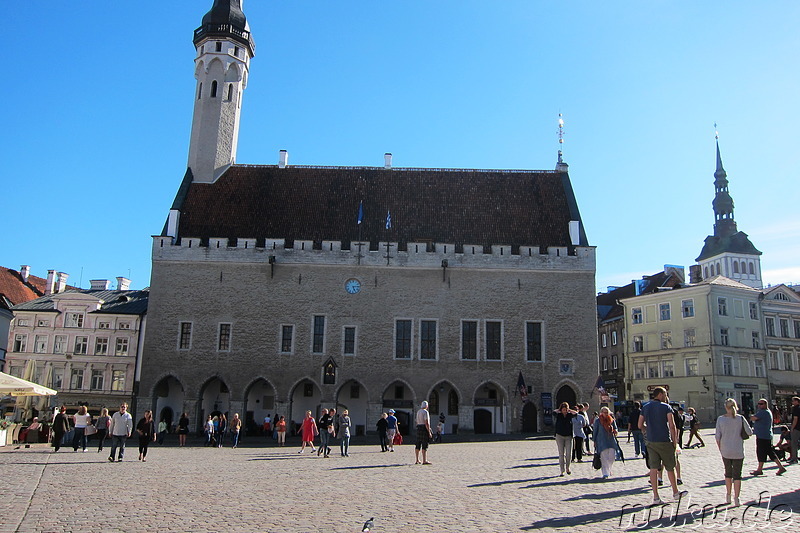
552, 390, 800, 508
26, 392, 800, 497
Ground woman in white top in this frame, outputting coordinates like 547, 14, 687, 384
715, 398, 753, 507
72, 405, 93, 452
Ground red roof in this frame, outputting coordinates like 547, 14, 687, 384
0, 267, 44, 306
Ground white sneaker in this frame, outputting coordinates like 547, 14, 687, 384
733, 497, 740, 507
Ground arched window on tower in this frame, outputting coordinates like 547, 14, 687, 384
227, 84, 233, 101
198, 83, 202, 99
741, 261, 746, 274
211, 80, 218, 98
749, 262, 755, 275
704, 266, 709, 279
733, 262, 739, 274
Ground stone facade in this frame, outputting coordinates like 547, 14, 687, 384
140, 239, 597, 435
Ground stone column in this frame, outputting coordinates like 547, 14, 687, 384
459, 404, 475, 434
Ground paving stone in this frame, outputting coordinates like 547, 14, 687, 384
0, 431, 798, 532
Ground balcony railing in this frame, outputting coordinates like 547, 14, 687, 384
194, 24, 255, 54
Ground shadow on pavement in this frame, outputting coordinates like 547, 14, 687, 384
329, 464, 407, 470
468, 476, 553, 488
522, 508, 625, 530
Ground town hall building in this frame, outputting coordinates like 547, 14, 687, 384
137, 0, 598, 435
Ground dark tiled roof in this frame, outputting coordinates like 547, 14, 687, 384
174, 165, 588, 250
696, 231, 762, 261
11, 289, 149, 315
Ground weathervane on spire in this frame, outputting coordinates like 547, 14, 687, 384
557, 113, 565, 164
714, 122, 719, 140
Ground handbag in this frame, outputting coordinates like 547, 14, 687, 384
84, 424, 98, 436
393, 433, 403, 445
592, 452, 602, 470
740, 416, 751, 440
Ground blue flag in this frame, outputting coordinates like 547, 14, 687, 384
385, 210, 392, 230
357, 200, 364, 225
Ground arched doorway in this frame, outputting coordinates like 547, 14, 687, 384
290, 379, 321, 436
474, 409, 492, 434
382, 381, 414, 436
473, 382, 506, 434
336, 379, 368, 436
245, 378, 277, 437
522, 402, 538, 433
199, 377, 230, 430
555, 384, 577, 409
152, 376, 184, 432
429, 381, 459, 435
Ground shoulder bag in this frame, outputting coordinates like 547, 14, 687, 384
739, 416, 751, 440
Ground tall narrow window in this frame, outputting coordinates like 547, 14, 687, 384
420, 320, 437, 360
198, 82, 202, 99
633, 335, 644, 352
312, 316, 325, 353
91, 369, 104, 390
95, 337, 109, 355
343, 327, 356, 356
749, 302, 758, 320
632, 307, 643, 325
281, 325, 293, 353
218, 323, 231, 351
765, 317, 775, 336
74, 336, 88, 355
53, 335, 67, 354
34, 335, 48, 353
179, 322, 192, 350
611, 330, 618, 345
485, 321, 502, 360
682, 299, 694, 318
752, 331, 760, 349
215, 41, 222, 52
718, 297, 728, 316
601, 333, 607, 348
395, 320, 412, 359
211, 80, 218, 98
720, 328, 729, 346
461, 321, 477, 360
70, 369, 84, 389
111, 370, 125, 391
13, 334, 27, 352
227, 84, 233, 101
659, 303, 671, 321
660, 331, 672, 349
526, 322, 543, 361
115, 338, 129, 356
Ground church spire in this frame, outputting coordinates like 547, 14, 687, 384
711, 131, 736, 238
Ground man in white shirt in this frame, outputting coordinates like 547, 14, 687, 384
108, 403, 133, 462
414, 401, 433, 465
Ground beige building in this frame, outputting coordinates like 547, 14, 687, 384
136, 0, 598, 436
5, 279, 147, 418
761, 284, 800, 411
621, 276, 767, 424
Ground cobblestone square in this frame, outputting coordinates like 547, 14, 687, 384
1, 431, 798, 532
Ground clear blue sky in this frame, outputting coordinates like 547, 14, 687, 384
4, 1, 798, 292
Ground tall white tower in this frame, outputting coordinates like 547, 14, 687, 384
187, 0, 255, 183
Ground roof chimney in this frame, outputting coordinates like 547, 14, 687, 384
116, 277, 131, 291
384, 153, 393, 169
44, 270, 56, 295
20, 265, 30, 282
278, 150, 288, 168
90, 279, 110, 290
56, 272, 69, 293
568, 220, 581, 246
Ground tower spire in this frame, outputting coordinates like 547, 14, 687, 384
187, 0, 255, 183
556, 113, 569, 171
711, 127, 735, 238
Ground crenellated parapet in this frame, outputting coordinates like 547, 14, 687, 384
152, 236, 595, 271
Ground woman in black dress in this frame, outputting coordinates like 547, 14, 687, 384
136, 410, 156, 461
177, 412, 189, 447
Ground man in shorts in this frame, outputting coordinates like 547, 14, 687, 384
639, 387, 687, 505
386, 409, 398, 452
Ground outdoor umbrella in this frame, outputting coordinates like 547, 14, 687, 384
36, 365, 54, 412
21, 360, 36, 420
0, 372, 58, 397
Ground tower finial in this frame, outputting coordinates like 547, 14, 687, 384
714, 122, 719, 140
556, 113, 566, 167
